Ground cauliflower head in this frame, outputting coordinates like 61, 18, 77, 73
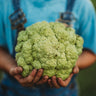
15, 21, 83, 80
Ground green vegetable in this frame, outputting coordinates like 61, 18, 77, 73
15, 21, 83, 80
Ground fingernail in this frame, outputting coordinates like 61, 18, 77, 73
45, 76, 48, 78
39, 70, 41, 72
39, 69, 43, 72
53, 76, 56, 79
33, 69, 37, 72
17, 69, 21, 72
44, 76, 48, 80
58, 78, 61, 81
18, 67, 22, 71
48, 80, 51, 82
74, 68, 77, 73
68, 77, 71, 80
76, 68, 78, 73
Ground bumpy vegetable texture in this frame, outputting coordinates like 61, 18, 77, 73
15, 21, 84, 80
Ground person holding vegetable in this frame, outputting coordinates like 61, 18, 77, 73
0, 0, 96, 96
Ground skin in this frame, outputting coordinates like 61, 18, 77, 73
0, 47, 48, 87
48, 66, 79, 88
48, 49, 96, 88
0, 47, 96, 88
48, 21, 96, 88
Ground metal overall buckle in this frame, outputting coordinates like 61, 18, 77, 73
9, 8, 27, 32
58, 12, 76, 27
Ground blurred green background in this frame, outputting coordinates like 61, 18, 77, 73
92, 0, 96, 9
77, 0, 96, 96
77, 62, 96, 96
0, 0, 96, 96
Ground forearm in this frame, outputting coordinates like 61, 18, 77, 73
0, 47, 16, 73
76, 49, 96, 69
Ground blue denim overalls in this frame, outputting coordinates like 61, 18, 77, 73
0, 0, 79, 96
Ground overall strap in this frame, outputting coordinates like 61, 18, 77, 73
66, 0, 76, 12
10, 0, 27, 58
12, 0, 20, 11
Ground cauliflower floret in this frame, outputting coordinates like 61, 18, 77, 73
41, 59, 57, 69
21, 65, 30, 77
17, 31, 28, 42
32, 61, 41, 69
56, 69, 72, 80
43, 69, 56, 77
15, 42, 23, 52
17, 56, 26, 67
15, 21, 83, 79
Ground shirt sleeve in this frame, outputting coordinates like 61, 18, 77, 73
78, 0, 96, 54
0, 1, 7, 48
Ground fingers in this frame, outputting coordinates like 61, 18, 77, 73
52, 76, 60, 88
48, 79, 53, 88
26, 76, 48, 87
36, 76, 48, 85
9, 67, 23, 76
14, 74, 22, 80
33, 69, 43, 84
14, 68, 48, 87
58, 73, 73, 87
14, 69, 37, 84
24, 69, 37, 83
63, 73, 73, 86
73, 66, 79, 74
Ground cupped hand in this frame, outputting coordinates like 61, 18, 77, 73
48, 66, 79, 88
9, 67, 48, 87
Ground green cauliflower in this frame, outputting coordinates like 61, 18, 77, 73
15, 21, 83, 80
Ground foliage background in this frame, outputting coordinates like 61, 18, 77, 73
92, 0, 96, 10
77, 1, 96, 96
0, 0, 96, 96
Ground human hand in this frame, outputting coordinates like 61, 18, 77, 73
9, 67, 48, 87
48, 66, 79, 88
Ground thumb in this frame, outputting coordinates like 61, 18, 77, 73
73, 66, 79, 74
9, 67, 23, 76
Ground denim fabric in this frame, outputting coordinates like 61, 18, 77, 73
0, 74, 78, 96
0, 0, 96, 96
